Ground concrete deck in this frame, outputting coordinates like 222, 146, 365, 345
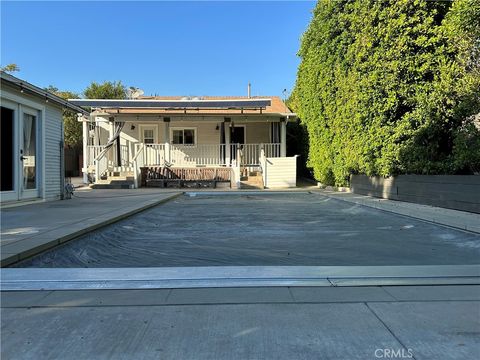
1, 285, 479, 359
0, 189, 182, 266
317, 189, 480, 233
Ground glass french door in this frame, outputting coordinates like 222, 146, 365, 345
17, 107, 40, 200
0, 104, 40, 202
21, 112, 37, 196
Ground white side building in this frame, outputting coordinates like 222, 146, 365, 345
0, 72, 88, 204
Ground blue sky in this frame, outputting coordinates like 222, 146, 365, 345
1, 1, 314, 97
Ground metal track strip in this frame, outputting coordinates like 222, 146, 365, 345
2, 265, 479, 291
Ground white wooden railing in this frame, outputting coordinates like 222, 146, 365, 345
116, 142, 281, 168
120, 145, 129, 166
88, 144, 134, 167
94, 146, 115, 180
170, 144, 226, 166
87, 145, 103, 167
263, 143, 281, 158
132, 144, 145, 188
135, 143, 167, 166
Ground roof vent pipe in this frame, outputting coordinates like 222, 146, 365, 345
247, 82, 251, 98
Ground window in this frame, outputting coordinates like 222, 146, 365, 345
143, 129, 155, 144
172, 128, 195, 145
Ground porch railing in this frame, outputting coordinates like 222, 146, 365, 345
92, 143, 282, 170
171, 144, 226, 166
88, 144, 133, 167
87, 145, 103, 166
94, 146, 115, 180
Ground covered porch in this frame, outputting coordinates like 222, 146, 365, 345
73, 97, 296, 188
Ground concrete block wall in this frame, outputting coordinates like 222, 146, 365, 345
350, 175, 480, 213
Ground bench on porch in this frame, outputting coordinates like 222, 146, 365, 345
140, 167, 233, 189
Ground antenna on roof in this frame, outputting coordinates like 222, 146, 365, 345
127, 87, 145, 99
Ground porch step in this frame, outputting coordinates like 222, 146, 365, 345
90, 183, 134, 189
107, 171, 134, 177
98, 176, 134, 183
240, 175, 263, 189
91, 175, 135, 189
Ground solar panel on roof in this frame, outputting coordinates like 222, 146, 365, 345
68, 99, 271, 109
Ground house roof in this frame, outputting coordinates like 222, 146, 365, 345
69, 95, 295, 118
0, 71, 89, 115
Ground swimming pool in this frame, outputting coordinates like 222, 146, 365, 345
13, 192, 480, 268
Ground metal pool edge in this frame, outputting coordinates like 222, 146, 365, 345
2, 265, 479, 290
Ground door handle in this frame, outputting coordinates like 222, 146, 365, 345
20, 156, 27, 161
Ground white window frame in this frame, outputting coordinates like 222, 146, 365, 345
170, 127, 197, 146
139, 124, 158, 144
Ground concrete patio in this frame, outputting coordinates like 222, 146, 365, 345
1, 285, 479, 360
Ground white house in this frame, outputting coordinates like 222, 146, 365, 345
72, 94, 298, 189
0, 72, 88, 204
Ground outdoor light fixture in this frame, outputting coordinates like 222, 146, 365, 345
131, 124, 136, 130
215, 124, 219, 130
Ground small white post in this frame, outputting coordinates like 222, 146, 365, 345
81, 115, 89, 183
260, 148, 266, 188
225, 120, 231, 166
280, 119, 287, 157
165, 142, 171, 165
164, 118, 171, 165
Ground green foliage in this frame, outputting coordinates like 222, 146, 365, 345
84, 81, 127, 99
1, 63, 20, 72
47, 81, 127, 146
292, 0, 480, 186
46, 86, 82, 147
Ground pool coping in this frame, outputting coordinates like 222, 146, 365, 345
310, 190, 480, 234
2, 265, 479, 291
1, 192, 183, 267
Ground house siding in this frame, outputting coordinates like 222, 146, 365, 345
118, 116, 276, 145
44, 104, 64, 200
0, 85, 64, 202
263, 156, 297, 188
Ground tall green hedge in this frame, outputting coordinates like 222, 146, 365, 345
292, 0, 480, 186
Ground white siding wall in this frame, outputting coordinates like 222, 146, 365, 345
115, 116, 275, 145
263, 156, 297, 188
44, 104, 64, 200
0, 85, 65, 202
246, 122, 271, 143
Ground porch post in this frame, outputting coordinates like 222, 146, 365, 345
224, 118, 231, 166
280, 118, 287, 157
164, 117, 170, 164
81, 115, 89, 184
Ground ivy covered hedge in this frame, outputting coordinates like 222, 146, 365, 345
291, 0, 480, 186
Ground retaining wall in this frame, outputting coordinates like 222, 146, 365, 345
350, 175, 480, 213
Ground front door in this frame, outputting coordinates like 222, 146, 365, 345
230, 126, 245, 162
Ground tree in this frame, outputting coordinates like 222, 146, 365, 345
292, 0, 480, 186
46, 86, 82, 147
1, 63, 20, 72
84, 81, 127, 99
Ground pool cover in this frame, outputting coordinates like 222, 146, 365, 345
13, 193, 480, 268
